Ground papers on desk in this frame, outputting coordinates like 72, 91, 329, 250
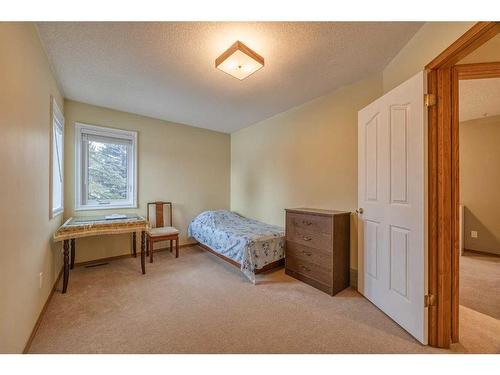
105, 214, 128, 220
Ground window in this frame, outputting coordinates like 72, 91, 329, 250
75, 123, 137, 210
50, 98, 64, 217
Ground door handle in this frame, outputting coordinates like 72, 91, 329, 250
356, 208, 364, 214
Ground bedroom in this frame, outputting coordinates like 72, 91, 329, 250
1, 0, 499, 372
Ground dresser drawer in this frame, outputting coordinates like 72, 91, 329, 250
286, 241, 331, 267
287, 226, 332, 251
286, 251, 332, 286
287, 212, 332, 234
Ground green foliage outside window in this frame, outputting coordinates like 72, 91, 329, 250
87, 140, 128, 201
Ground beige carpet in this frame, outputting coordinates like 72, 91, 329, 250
28, 246, 499, 353
460, 251, 500, 320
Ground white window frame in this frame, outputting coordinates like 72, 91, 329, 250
75, 122, 138, 211
50, 97, 64, 218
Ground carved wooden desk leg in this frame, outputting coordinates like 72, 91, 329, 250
149, 237, 154, 264
170, 240, 173, 253
70, 239, 75, 270
62, 239, 70, 293
141, 231, 146, 274
132, 232, 137, 258
176, 237, 179, 258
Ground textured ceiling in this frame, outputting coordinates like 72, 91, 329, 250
37, 22, 423, 133
459, 78, 500, 122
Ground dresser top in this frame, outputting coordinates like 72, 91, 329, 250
285, 208, 351, 216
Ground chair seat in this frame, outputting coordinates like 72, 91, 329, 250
147, 226, 179, 237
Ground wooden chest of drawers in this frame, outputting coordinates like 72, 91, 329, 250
285, 208, 350, 295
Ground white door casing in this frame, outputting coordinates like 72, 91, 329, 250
357, 71, 428, 344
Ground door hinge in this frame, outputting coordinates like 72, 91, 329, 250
424, 294, 437, 307
424, 93, 436, 107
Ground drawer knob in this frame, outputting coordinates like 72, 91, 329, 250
302, 251, 312, 256
303, 236, 312, 241
302, 220, 313, 226
300, 265, 311, 272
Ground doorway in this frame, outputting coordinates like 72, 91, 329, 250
457, 73, 500, 349
426, 22, 500, 348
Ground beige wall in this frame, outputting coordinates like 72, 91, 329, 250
0, 23, 64, 353
63, 100, 230, 263
231, 75, 383, 270
383, 22, 475, 92
460, 115, 500, 255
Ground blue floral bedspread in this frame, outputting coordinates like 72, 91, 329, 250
188, 210, 285, 282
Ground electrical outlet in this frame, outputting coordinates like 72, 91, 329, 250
471, 231, 478, 239
39, 272, 43, 289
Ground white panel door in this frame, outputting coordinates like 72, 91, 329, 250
358, 71, 427, 344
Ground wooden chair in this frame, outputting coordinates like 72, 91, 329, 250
146, 201, 179, 263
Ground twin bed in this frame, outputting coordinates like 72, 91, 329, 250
188, 210, 285, 282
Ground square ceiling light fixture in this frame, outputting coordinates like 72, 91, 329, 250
215, 41, 264, 80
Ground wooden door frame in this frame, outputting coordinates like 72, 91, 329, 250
425, 21, 500, 348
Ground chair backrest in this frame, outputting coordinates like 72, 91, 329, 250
147, 201, 173, 228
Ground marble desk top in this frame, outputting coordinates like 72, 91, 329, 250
54, 214, 149, 241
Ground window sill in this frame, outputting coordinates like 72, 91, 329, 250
51, 208, 64, 219
75, 203, 138, 211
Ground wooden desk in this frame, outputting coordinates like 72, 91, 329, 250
53, 214, 149, 293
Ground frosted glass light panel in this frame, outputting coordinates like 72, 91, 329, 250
216, 41, 264, 80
